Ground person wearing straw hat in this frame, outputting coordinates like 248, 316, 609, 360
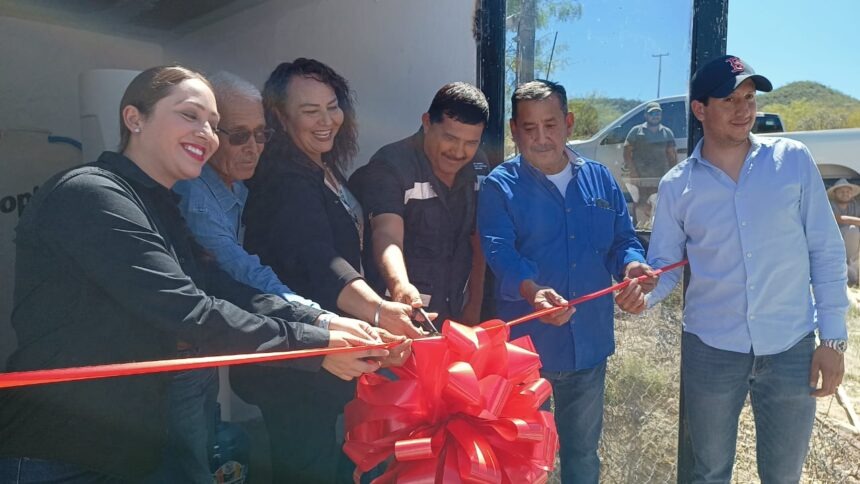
828, 178, 860, 286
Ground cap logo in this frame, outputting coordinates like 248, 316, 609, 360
725, 57, 745, 73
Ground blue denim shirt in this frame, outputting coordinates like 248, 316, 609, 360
647, 136, 848, 355
174, 164, 319, 308
479, 149, 645, 371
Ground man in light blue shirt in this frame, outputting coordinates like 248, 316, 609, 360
647, 55, 848, 484
168, 72, 379, 483
173, 74, 315, 309
176, 160, 318, 306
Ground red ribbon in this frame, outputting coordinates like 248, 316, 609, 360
0, 343, 400, 389
507, 259, 688, 327
0, 260, 688, 391
341, 260, 688, 483
344, 319, 558, 483
0, 261, 689, 482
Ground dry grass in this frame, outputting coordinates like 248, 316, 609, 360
546, 286, 860, 483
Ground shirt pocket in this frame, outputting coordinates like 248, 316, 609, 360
587, 198, 616, 251
405, 205, 445, 259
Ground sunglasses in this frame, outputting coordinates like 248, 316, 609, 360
646, 111, 662, 116
216, 127, 275, 145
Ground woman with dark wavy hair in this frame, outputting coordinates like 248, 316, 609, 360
235, 59, 423, 482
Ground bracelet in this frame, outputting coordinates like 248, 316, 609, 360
316, 312, 335, 330
372, 300, 384, 327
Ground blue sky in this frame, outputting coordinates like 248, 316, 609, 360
726, 0, 860, 100
539, 0, 859, 102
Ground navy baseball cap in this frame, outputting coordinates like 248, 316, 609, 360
690, 55, 772, 101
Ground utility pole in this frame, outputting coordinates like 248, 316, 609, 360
652, 52, 669, 97
517, 0, 537, 83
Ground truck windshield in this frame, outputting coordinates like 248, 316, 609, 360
753, 114, 784, 133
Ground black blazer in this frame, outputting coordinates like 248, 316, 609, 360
234, 144, 362, 405
0, 152, 327, 479
243, 145, 363, 313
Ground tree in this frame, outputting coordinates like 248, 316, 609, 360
568, 99, 599, 139
504, 1, 583, 157
506, 0, 582, 85
761, 100, 850, 132
756, 81, 860, 131
846, 108, 860, 129
515, 0, 536, 84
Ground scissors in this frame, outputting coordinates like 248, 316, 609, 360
413, 306, 439, 335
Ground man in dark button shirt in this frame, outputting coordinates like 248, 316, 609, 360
350, 82, 489, 324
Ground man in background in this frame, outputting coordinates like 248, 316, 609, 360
623, 102, 676, 223
828, 178, 860, 286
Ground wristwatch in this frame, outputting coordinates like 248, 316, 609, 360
821, 339, 848, 354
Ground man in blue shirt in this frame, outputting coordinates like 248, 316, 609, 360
174, 72, 316, 309
647, 55, 849, 483
478, 79, 655, 484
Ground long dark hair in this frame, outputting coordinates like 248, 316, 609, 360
262, 58, 358, 172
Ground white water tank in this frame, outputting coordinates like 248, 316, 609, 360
0, 129, 82, 370
79, 69, 140, 162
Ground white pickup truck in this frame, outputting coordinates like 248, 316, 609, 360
568, 95, 860, 198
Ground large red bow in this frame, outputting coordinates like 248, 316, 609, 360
344, 319, 558, 483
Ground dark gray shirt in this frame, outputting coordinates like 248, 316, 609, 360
624, 122, 676, 179
349, 130, 481, 321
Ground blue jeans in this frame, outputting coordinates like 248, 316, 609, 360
144, 367, 219, 484
541, 362, 607, 484
682, 331, 816, 484
0, 458, 123, 483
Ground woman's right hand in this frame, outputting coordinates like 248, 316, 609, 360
328, 315, 381, 343
321, 329, 388, 381
369, 328, 412, 368
377, 300, 433, 339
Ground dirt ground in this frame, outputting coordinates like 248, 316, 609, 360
838, 287, 860, 415
239, 286, 860, 483
547, 286, 860, 483
733, 287, 860, 483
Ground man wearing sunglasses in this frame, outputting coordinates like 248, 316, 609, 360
623, 102, 677, 224
169, 72, 322, 482
174, 72, 315, 309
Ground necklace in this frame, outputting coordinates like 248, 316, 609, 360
321, 163, 364, 252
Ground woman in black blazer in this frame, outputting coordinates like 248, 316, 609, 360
236, 59, 421, 483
